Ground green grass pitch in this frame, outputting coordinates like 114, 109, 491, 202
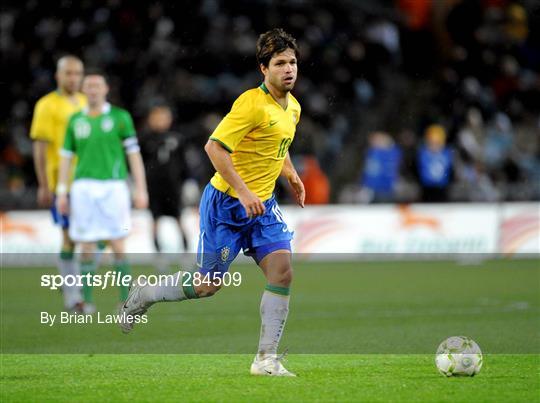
1, 259, 539, 402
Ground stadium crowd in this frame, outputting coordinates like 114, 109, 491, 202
1, 0, 539, 208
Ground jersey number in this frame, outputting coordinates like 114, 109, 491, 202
277, 138, 291, 159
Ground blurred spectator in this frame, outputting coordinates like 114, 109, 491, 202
416, 125, 453, 202
484, 112, 513, 173
298, 155, 330, 205
457, 107, 485, 163
359, 132, 402, 203
504, 3, 528, 44
454, 153, 500, 202
139, 105, 190, 267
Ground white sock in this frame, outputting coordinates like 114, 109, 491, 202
141, 271, 187, 303
257, 289, 290, 359
58, 256, 82, 307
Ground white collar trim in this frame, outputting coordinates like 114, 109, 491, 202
83, 102, 111, 115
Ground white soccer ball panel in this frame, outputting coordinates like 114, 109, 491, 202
435, 354, 455, 376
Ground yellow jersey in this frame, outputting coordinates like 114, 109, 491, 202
29, 90, 87, 191
210, 83, 301, 201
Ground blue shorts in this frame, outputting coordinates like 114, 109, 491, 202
197, 184, 293, 275
50, 195, 69, 229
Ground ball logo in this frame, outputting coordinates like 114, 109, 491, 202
101, 117, 114, 133
461, 357, 473, 368
74, 120, 91, 139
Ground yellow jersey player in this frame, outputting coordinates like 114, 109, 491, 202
120, 29, 305, 376
30, 55, 86, 311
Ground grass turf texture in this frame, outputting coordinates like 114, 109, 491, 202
1, 259, 539, 401
1, 354, 538, 402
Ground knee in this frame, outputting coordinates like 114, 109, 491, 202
195, 283, 221, 298
275, 266, 293, 287
62, 236, 74, 251
80, 243, 94, 260
113, 251, 125, 261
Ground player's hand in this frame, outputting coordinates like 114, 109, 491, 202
238, 189, 265, 218
134, 188, 149, 209
37, 185, 53, 207
56, 194, 69, 215
287, 173, 305, 208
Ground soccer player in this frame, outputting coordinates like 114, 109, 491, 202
30, 55, 86, 311
139, 105, 190, 271
120, 28, 305, 377
56, 72, 148, 313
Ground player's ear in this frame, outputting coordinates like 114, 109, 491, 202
259, 63, 268, 77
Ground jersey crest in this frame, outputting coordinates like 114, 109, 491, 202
101, 116, 114, 133
74, 119, 91, 139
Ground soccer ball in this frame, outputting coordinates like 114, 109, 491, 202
435, 336, 483, 376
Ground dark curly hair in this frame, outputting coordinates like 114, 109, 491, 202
256, 28, 299, 67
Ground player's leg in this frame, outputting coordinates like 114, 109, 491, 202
175, 215, 189, 252
151, 215, 170, 274
162, 186, 189, 252
149, 187, 172, 273
118, 246, 228, 333
59, 228, 83, 311
80, 241, 97, 314
250, 249, 295, 376
152, 217, 160, 253
52, 201, 82, 311
257, 249, 292, 356
119, 223, 234, 323
68, 180, 98, 313
118, 184, 237, 333
248, 198, 295, 376
94, 240, 108, 269
108, 237, 131, 302
147, 183, 162, 254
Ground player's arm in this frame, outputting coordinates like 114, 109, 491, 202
56, 152, 72, 215
281, 152, 305, 208
30, 100, 53, 207
206, 93, 265, 217
120, 111, 148, 209
32, 141, 52, 207
56, 116, 77, 215
204, 139, 265, 217
127, 150, 148, 209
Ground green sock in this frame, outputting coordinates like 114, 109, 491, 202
80, 260, 96, 304
182, 272, 200, 300
265, 284, 290, 296
60, 250, 74, 261
115, 260, 131, 302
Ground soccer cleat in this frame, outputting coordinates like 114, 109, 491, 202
82, 303, 96, 315
65, 299, 84, 313
118, 283, 153, 334
250, 353, 296, 377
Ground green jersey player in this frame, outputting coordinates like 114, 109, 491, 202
56, 72, 148, 313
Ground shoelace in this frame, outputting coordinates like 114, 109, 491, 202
276, 348, 289, 364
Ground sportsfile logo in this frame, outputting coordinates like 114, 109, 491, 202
40, 270, 242, 290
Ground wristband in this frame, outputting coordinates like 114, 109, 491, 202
56, 184, 68, 195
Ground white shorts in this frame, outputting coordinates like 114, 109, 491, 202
69, 179, 131, 242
